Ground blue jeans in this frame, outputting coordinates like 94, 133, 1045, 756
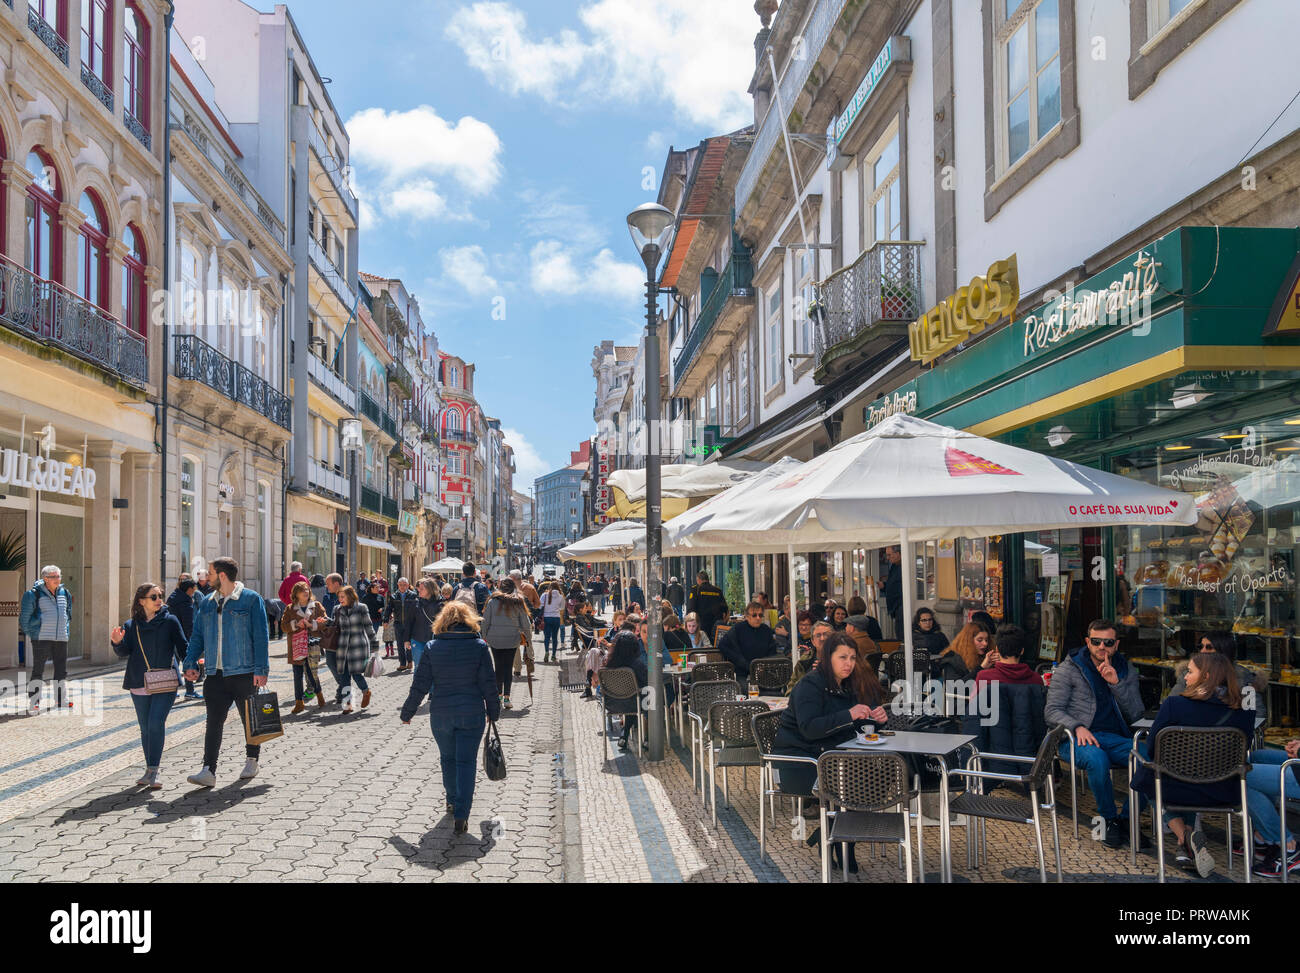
1059, 730, 1133, 820
338, 669, 369, 702
411, 640, 427, 670
543, 617, 560, 654
130, 692, 176, 767
431, 712, 486, 820
1247, 748, 1298, 846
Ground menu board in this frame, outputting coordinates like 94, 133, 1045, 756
937, 539, 958, 601
959, 538, 987, 608
985, 539, 1004, 620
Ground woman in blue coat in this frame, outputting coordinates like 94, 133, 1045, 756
111, 582, 188, 790
400, 599, 501, 835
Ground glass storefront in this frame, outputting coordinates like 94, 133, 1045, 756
1111, 416, 1300, 742
292, 523, 334, 578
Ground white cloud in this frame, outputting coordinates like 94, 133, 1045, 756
446, 0, 756, 131
501, 426, 551, 483
346, 105, 504, 226
529, 240, 643, 302
440, 245, 499, 296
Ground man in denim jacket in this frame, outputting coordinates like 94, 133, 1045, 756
182, 556, 269, 787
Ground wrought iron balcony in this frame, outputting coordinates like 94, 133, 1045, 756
0, 254, 147, 387
358, 388, 383, 426
382, 411, 399, 440
442, 428, 478, 446
360, 485, 398, 521
27, 7, 67, 63
387, 359, 413, 400
672, 249, 753, 388
813, 240, 923, 384
124, 110, 151, 151
80, 64, 113, 111
173, 334, 291, 429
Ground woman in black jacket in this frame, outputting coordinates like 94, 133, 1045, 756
911, 607, 949, 654
604, 632, 648, 752
403, 579, 442, 672
110, 582, 188, 790
400, 600, 501, 834
167, 577, 201, 699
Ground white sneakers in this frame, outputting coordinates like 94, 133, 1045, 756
185, 761, 257, 786
239, 758, 259, 780
187, 766, 216, 788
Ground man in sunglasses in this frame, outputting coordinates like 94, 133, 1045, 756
1045, 618, 1146, 848
717, 601, 778, 691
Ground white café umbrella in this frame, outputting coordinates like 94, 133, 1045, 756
422, 556, 464, 574
558, 520, 647, 611
665, 414, 1197, 685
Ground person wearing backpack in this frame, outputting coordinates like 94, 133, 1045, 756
454, 561, 490, 614
20, 565, 74, 713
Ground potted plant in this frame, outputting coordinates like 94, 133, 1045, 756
880, 279, 916, 320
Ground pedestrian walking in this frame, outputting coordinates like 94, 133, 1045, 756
110, 582, 187, 789
334, 585, 378, 714
384, 577, 419, 672
540, 581, 564, 662
281, 581, 327, 713
666, 576, 685, 619
454, 561, 490, 614
405, 579, 441, 671
167, 575, 201, 700
399, 599, 500, 835
182, 557, 271, 787
277, 561, 309, 606
194, 568, 213, 598
481, 577, 533, 710
20, 564, 74, 713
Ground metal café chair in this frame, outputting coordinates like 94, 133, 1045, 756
884, 649, 932, 686
692, 661, 735, 683
1279, 757, 1300, 884
1130, 725, 1253, 883
945, 724, 1067, 883
687, 679, 740, 797
597, 667, 644, 761
704, 699, 770, 828
750, 656, 792, 696
816, 750, 916, 883
752, 710, 819, 863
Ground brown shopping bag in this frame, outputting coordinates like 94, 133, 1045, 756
244, 688, 285, 745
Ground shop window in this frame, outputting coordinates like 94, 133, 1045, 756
981, 0, 1078, 219
1111, 420, 1300, 736
180, 456, 199, 574
24, 149, 61, 282
121, 223, 146, 337
123, 2, 149, 133
76, 190, 108, 309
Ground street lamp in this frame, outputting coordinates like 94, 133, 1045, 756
626, 201, 674, 762
341, 417, 363, 582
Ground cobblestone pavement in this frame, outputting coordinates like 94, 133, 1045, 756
0, 636, 1281, 883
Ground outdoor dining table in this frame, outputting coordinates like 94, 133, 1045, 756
837, 728, 977, 882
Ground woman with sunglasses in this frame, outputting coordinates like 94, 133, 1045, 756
1168, 631, 1267, 727
111, 583, 188, 790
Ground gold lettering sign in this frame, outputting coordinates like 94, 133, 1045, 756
909, 254, 1019, 363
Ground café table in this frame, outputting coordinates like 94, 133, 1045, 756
836, 729, 976, 882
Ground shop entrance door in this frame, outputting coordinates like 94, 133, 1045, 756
1022, 528, 1104, 664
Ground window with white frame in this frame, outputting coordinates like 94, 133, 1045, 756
707, 381, 717, 426
861, 119, 902, 248
257, 480, 270, 591
995, 0, 1062, 173
721, 362, 732, 430
180, 243, 202, 329
796, 250, 815, 356
180, 456, 199, 574
1149, 0, 1197, 35
766, 283, 782, 388
737, 341, 749, 420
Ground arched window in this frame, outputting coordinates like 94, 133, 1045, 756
123, 3, 149, 134
24, 150, 61, 282
445, 409, 461, 433
77, 190, 108, 309
122, 224, 146, 336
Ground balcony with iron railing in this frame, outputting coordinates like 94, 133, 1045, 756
174, 104, 286, 245
27, 6, 67, 63
387, 359, 413, 400
306, 351, 356, 410
672, 250, 754, 389
442, 428, 478, 446
173, 334, 291, 430
361, 484, 399, 522
812, 240, 923, 384
735, 0, 847, 220
81, 64, 112, 111
301, 110, 359, 222
0, 253, 148, 388
308, 234, 357, 313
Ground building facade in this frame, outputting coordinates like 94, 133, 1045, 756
438, 350, 479, 562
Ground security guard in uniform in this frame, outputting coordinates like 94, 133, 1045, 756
686, 570, 729, 644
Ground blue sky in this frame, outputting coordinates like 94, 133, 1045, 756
273, 0, 760, 483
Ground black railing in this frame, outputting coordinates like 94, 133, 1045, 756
442, 428, 478, 445
124, 110, 151, 150
0, 254, 147, 387
173, 333, 291, 429
28, 8, 67, 63
80, 64, 113, 111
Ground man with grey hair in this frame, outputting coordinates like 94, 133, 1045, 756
278, 561, 308, 605
20, 565, 73, 713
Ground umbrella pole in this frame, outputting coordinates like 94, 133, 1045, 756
743, 555, 751, 610
901, 527, 916, 712
787, 544, 798, 660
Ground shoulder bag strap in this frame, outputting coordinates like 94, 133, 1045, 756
136, 626, 157, 672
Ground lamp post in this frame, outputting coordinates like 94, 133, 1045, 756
341, 418, 363, 582
626, 201, 674, 761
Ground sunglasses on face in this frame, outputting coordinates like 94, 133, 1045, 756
146, 593, 163, 601
746, 612, 762, 618
1088, 637, 1117, 648
1200, 641, 1214, 651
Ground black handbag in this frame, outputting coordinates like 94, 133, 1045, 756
483, 720, 507, 781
